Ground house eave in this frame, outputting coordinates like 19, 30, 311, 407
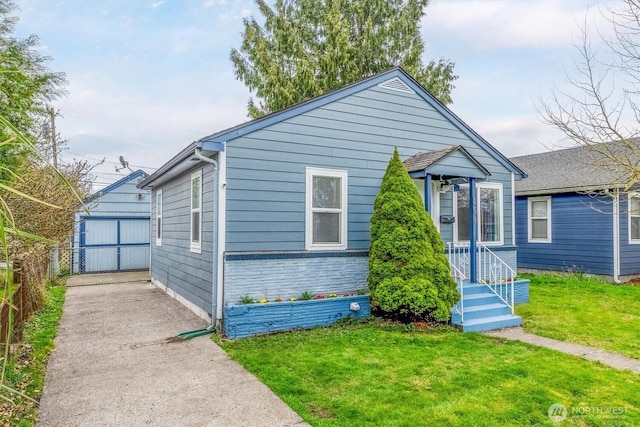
137, 141, 223, 190
85, 169, 148, 204
515, 184, 625, 197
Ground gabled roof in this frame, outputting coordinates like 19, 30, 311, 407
86, 169, 149, 203
404, 145, 491, 179
511, 141, 640, 196
140, 67, 525, 189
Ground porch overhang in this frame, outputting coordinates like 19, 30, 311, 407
404, 145, 491, 181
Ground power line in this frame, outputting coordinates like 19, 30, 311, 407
64, 151, 158, 171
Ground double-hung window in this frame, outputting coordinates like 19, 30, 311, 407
155, 189, 162, 246
190, 170, 202, 253
528, 197, 551, 242
629, 194, 640, 243
306, 167, 348, 250
455, 182, 503, 245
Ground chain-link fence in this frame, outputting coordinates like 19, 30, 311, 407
49, 244, 149, 281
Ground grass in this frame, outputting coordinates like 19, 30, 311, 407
516, 273, 640, 359
219, 321, 640, 426
0, 285, 66, 426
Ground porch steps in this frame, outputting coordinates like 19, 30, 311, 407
451, 283, 521, 332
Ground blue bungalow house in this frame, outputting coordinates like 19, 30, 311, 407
138, 68, 528, 337
72, 169, 150, 274
512, 143, 640, 282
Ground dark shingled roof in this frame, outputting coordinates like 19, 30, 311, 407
403, 146, 457, 173
511, 141, 640, 196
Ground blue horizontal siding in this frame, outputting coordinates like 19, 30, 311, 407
617, 193, 640, 276
515, 194, 613, 275
226, 85, 516, 252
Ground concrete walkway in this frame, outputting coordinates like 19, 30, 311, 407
486, 327, 640, 374
38, 282, 309, 427
66, 271, 150, 287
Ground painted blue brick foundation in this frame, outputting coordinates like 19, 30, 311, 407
223, 295, 370, 339
224, 251, 369, 303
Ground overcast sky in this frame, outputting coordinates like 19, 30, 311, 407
14, 0, 616, 189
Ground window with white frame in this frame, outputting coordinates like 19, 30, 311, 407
190, 170, 202, 253
455, 182, 503, 244
155, 189, 162, 246
528, 197, 551, 242
306, 167, 348, 250
629, 194, 640, 242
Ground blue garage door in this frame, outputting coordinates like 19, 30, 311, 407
79, 217, 150, 273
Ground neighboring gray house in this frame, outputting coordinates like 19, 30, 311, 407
139, 68, 528, 335
512, 143, 640, 281
72, 169, 150, 273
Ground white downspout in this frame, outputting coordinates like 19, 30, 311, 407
612, 188, 621, 284
194, 147, 225, 327
215, 148, 226, 326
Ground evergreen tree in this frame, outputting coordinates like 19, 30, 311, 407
231, 0, 457, 118
368, 148, 459, 322
0, 0, 67, 179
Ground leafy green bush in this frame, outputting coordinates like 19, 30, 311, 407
368, 148, 459, 322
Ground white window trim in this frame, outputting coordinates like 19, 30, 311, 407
628, 193, 640, 244
155, 189, 162, 246
453, 182, 504, 246
190, 169, 202, 253
528, 196, 552, 243
305, 167, 348, 251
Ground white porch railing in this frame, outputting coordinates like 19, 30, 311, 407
447, 242, 516, 315
449, 262, 465, 323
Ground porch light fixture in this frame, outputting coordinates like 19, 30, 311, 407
438, 181, 451, 193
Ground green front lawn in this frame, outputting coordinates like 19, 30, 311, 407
517, 274, 640, 359
219, 322, 640, 426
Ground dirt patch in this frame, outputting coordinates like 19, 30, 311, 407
309, 405, 335, 419
128, 336, 184, 350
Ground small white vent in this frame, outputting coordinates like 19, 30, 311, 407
377, 77, 415, 94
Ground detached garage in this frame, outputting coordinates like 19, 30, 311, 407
72, 170, 151, 273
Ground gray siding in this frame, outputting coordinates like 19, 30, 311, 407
150, 163, 216, 314
225, 86, 515, 252
85, 179, 150, 217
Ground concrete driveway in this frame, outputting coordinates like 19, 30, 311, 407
38, 281, 308, 427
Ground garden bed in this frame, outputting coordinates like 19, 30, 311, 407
223, 295, 370, 339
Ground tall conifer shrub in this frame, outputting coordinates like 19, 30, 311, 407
368, 148, 459, 322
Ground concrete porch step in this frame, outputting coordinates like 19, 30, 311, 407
451, 281, 521, 332
457, 314, 522, 333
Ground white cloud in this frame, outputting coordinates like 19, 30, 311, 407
424, 0, 612, 51
149, 1, 166, 8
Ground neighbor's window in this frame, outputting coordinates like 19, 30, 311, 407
528, 197, 551, 242
190, 170, 202, 253
156, 189, 162, 246
306, 167, 348, 250
629, 194, 640, 242
455, 182, 503, 244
